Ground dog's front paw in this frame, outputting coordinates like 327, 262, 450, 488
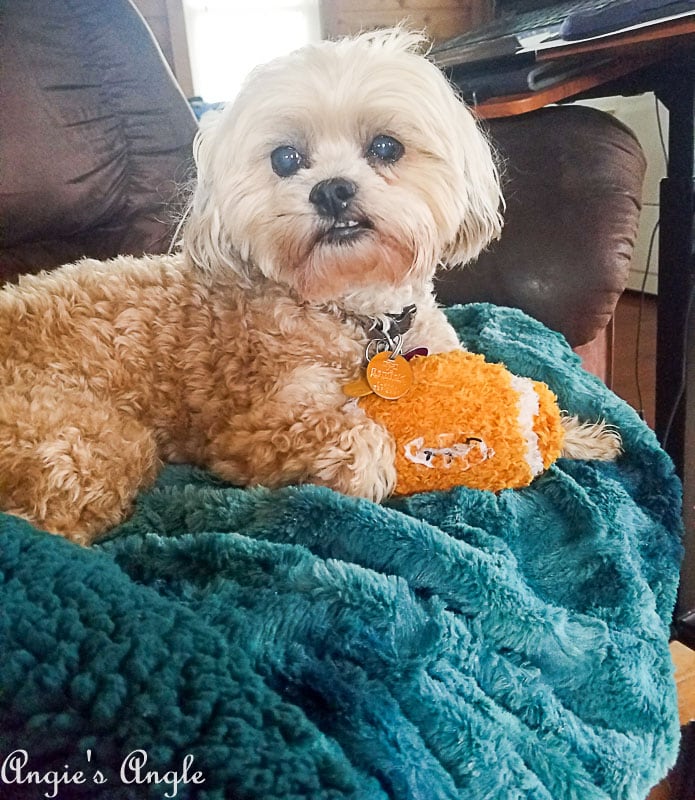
209, 408, 397, 502
312, 417, 398, 502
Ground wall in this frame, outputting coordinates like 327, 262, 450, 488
319, 0, 493, 42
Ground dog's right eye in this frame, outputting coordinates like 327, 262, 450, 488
270, 146, 305, 177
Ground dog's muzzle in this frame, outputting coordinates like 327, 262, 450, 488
310, 178, 372, 244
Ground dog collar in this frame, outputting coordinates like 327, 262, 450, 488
343, 304, 429, 400
362, 304, 417, 350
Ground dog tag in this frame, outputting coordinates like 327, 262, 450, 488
365, 351, 413, 400
343, 375, 374, 398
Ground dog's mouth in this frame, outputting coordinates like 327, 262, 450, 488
319, 217, 373, 245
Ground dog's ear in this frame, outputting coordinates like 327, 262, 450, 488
182, 109, 255, 283
183, 111, 225, 269
355, 29, 504, 270
438, 99, 504, 268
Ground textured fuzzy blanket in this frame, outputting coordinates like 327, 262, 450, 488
0, 304, 684, 800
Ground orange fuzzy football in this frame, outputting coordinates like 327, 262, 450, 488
358, 350, 565, 495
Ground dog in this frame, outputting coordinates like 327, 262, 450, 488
0, 29, 620, 545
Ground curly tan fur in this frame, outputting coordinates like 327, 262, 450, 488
0, 255, 462, 542
0, 29, 619, 544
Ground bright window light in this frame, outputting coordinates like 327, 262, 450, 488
183, 0, 322, 103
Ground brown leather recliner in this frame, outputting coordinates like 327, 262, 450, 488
435, 105, 647, 383
0, 0, 645, 390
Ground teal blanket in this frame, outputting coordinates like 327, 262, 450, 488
0, 304, 684, 800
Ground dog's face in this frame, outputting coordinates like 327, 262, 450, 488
185, 29, 503, 310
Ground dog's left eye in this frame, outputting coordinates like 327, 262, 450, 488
271, 145, 305, 177
367, 135, 404, 164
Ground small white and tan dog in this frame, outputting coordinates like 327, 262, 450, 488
0, 29, 619, 544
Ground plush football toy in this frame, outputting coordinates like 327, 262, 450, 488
356, 349, 565, 495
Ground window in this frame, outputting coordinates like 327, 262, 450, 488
183, 0, 322, 103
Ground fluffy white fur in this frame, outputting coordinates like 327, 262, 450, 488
0, 29, 619, 545
184, 29, 503, 312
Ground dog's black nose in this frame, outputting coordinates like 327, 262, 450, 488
309, 178, 357, 218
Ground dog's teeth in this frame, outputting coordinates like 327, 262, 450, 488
334, 220, 359, 228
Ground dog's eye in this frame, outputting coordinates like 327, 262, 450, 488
270, 145, 305, 177
367, 135, 404, 164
